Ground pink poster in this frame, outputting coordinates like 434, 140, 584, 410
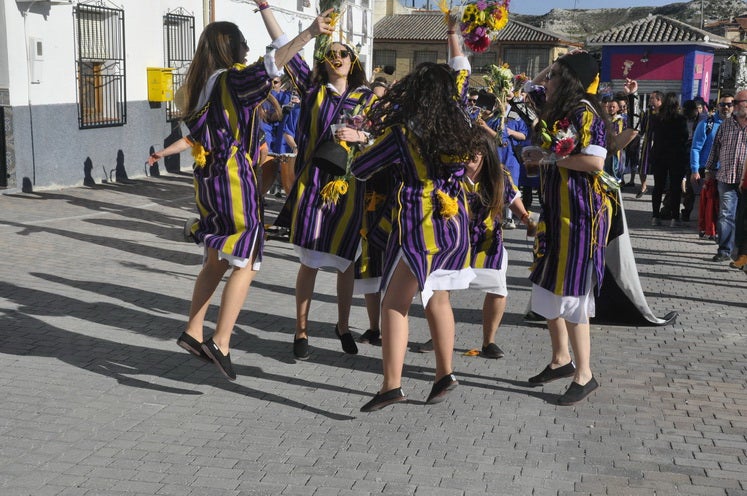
612, 53, 684, 80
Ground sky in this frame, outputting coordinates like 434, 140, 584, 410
403, 0, 688, 16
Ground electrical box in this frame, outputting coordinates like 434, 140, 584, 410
146, 67, 174, 102
29, 37, 43, 84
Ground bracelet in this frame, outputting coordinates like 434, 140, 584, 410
447, 30, 456, 34
521, 212, 530, 223
257, 2, 270, 11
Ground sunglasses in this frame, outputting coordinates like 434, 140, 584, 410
326, 49, 350, 59
719, 102, 734, 107
468, 98, 478, 104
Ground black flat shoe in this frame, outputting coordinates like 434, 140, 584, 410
481, 343, 505, 359
426, 373, 458, 404
360, 387, 406, 412
176, 332, 211, 363
358, 328, 381, 345
557, 377, 599, 405
335, 325, 358, 355
293, 337, 309, 360
528, 361, 576, 384
201, 338, 236, 381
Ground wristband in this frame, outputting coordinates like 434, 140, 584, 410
257, 2, 270, 11
521, 212, 530, 223
447, 30, 456, 34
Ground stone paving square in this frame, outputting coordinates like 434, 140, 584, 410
0, 175, 745, 496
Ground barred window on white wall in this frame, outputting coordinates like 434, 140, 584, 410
74, 5, 126, 129
164, 11, 195, 122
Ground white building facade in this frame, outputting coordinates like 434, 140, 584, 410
0, 0, 373, 192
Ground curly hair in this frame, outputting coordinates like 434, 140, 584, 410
366, 62, 480, 169
659, 92, 681, 121
534, 62, 610, 147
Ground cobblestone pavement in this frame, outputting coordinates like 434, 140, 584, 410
0, 175, 745, 496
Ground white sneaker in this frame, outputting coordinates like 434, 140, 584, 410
503, 219, 516, 230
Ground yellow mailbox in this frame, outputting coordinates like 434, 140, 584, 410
147, 67, 174, 102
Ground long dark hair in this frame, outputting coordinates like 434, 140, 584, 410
473, 129, 505, 221
312, 43, 368, 90
181, 22, 246, 115
535, 62, 610, 144
659, 92, 681, 121
367, 62, 480, 168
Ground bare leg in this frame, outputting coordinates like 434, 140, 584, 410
380, 260, 419, 392
546, 317, 572, 367
260, 158, 279, 197
425, 290, 455, 381
566, 321, 593, 385
280, 156, 296, 196
482, 293, 506, 347
295, 264, 318, 339
364, 292, 381, 331
185, 248, 229, 342
212, 263, 257, 354
336, 263, 354, 334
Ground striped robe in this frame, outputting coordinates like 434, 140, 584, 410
529, 103, 611, 297
351, 126, 472, 291
184, 59, 276, 261
278, 57, 377, 261
464, 168, 519, 270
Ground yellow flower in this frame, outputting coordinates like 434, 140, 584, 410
191, 142, 209, 167
436, 189, 459, 219
320, 179, 349, 205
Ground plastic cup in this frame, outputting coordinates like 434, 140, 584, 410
522, 146, 545, 178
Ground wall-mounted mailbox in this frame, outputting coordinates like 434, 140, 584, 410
147, 67, 174, 102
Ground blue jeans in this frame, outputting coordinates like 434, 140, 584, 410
716, 182, 739, 257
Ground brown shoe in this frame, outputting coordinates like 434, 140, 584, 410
729, 254, 747, 269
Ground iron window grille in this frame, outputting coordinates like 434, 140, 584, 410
471, 51, 498, 74
372, 49, 395, 71
73, 4, 126, 129
413, 50, 437, 68
164, 10, 195, 121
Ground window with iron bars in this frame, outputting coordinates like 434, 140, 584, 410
471, 51, 498, 74
164, 11, 195, 121
73, 5, 126, 129
373, 49, 396, 71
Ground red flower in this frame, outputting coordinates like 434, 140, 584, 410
553, 137, 575, 157
464, 35, 491, 53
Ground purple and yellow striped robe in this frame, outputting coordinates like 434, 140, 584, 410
279, 57, 377, 261
464, 168, 520, 270
185, 59, 277, 262
529, 103, 611, 297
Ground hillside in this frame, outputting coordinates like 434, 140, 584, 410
512, 0, 747, 40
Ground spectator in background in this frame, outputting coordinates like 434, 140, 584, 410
706, 89, 747, 263
650, 92, 688, 227
637, 90, 663, 198
691, 93, 733, 240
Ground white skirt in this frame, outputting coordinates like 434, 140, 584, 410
530, 267, 595, 325
382, 250, 476, 309
295, 245, 354, 273
468, 247, 508, 296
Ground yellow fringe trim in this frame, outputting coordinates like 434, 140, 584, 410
436, 189, 458, 219
320, 179, 349, 206
192, 142, 209, 167
588, 174, 617, 252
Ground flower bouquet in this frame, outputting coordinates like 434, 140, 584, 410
457, 0, 510, 53
313, 0, 344, 63
484, 63, 514, 105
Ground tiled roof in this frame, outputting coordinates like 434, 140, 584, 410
374, 12, 575, 44
587, 14, 731, 47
